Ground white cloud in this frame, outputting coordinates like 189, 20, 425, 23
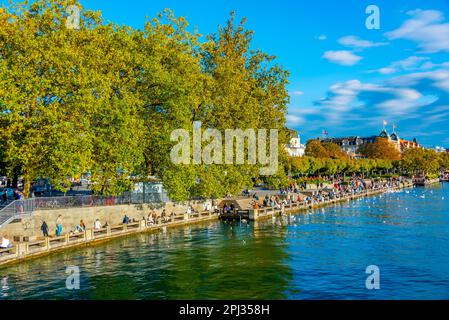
386, 69, 449, 93
378, 67, 397, 75
313, 66, 449, 133
316, 35, 327, 41
322, 50, 362, 66
317, 78, 428, 121
290, 91, 304, 96
338, 35, 387, 49
385, 9, 449, 53
393, 56, 429, 69
375, 56, 431, 74
286, 114, 305, 126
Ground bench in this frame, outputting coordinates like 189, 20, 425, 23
27, 239, 48, 252
110, 225, 125, 234
93, 227, 108, 237
189, 212, 200, 219
159, 215, 171, 223
69, 232, 85, 242
172, 213, 185, 222
0, 246, 16, 257
49, 235, 66, 247
126, 222, 140, 230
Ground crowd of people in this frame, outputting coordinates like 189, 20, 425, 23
250, 175, 405, 210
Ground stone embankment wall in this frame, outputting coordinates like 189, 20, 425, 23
1, 201, 210, 238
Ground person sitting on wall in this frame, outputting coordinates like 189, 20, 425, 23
147, 213, 154, 226
213, 202, 219, 214
161, 209, 167, 222
80, 220, 86, 231
203, 201, 211, 211
122, 215, 130, 224
0, 236, 13, 249
74, 220, 86, 233
94, 219, 101, 230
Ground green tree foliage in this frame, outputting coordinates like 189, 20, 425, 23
401, 148, 440, 176
0, 1, 290, 199
439, 152, 449, 171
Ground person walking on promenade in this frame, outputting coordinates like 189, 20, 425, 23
13, 189, 19, 201
41, 221, 49, 237
1, 189, 7, 205
16, 191, 24, 213
55, 215, 63, 236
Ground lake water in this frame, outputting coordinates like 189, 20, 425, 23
1, 183, 448, 299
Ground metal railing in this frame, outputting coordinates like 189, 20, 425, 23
0, 192, 169, 229
0, 199, 34, 228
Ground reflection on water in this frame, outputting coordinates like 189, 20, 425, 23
1, 184, 449, 299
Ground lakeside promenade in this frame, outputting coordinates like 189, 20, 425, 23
0, 179, 421, 267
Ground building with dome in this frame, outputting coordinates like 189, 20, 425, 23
286, 131, 306, 157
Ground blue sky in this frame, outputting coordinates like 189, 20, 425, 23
5, 0, 449, 147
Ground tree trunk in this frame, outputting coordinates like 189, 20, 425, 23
23, 174, 31, 198
12, 174, 19, 189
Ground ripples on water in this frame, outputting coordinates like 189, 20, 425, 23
1, 184, 449, 300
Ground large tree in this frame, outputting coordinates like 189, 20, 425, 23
359, 138, 401, 161
0, 1, 290, 200
305, 140, 329, 158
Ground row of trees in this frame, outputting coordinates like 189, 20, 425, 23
294, 139, 449, 178
402, 148, 449, 177
289, 156, 395, 178
0, 0, 290, 200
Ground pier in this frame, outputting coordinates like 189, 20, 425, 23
413, 177, 441, 186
